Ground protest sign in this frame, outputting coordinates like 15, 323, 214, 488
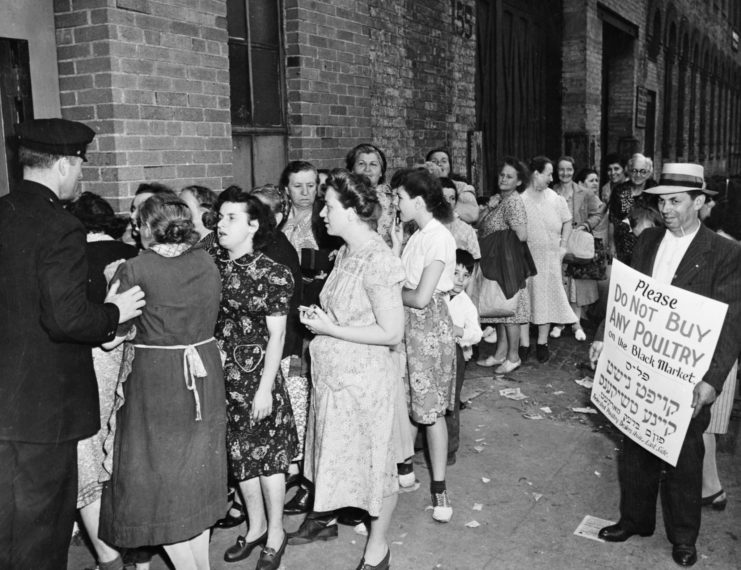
591, 261, 727, 466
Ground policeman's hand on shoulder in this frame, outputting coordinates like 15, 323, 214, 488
691, 381, 716, 418
106, 280, 146, 323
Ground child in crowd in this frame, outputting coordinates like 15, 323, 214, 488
391, 167, 457, 523
445, 250, 482, 465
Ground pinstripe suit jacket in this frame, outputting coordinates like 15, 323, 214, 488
631, 224, 741, 394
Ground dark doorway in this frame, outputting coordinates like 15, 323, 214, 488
644, 90, 657, 159
0, 38, 33, 196
476, 0, 562, 193
600, 15, 636, 160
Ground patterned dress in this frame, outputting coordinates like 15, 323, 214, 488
375, 183, 397, 248
304, 235, 405, 516
521, 188, 577, 325
401, 219, 457, 424
608, 180, 658, 264
214, 250, 299, 481
477, 191, 530, 324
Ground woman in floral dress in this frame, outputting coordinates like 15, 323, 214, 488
295, 169, 405, 570
475, 157, 531, 373
392, 167, 457, 524
212, 187, 297, 570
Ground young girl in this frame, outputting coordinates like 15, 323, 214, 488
391, 168, 457, 523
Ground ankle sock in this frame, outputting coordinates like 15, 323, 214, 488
397, 462, 413, 476
99, 555, 124, 570
430, 480, 446, 494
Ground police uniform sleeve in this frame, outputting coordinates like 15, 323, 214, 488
38, 220, 119, 343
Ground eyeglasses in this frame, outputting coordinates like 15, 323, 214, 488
630, 169, 649, 175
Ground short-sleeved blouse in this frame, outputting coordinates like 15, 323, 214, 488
401, 218, 456, 293
477, 191, 527, 239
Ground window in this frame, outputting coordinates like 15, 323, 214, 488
227, 0, 287, 187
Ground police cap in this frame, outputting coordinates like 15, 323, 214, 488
16, 118, 95, 161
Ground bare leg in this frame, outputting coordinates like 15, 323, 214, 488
364, 493, 398, 565
162, 542, 196, 570
505, 324, 521, 362
259, 473, 287, 550
79, 498, 120, 564
536, 324, 549, 344
493, 323, 507, 360
519, 324, 530, 347
188, 529, 211, 570
239, 477, 269, 541
702, 433, 723, 496
571, 304, 583, 330
426, 417, 448, 482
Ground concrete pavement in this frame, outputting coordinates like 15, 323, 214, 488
68, 329, 740, 569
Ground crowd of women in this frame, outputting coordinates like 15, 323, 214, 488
68, 144, 739, 570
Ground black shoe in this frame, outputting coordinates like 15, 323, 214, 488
518, 345, 530, 362
214, 502, 246, 529
284, 486, 313, 515
356, 547, 391, 570
223, 530, 268, 563
256, 531, 288, 570
287, 515, 338, 545
535, 343, 549, 363
337, 507, 368, 526
447, 452, 457, 466
672, 544, 697, 567
701, 489, 727, 511
598, 524, 653, 542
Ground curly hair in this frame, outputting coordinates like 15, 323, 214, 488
180, 184, 218, 230
216, 185, 275, 251
138, 193, 199, 246
325, 168, 381, 230
250, 183, 290, 229
390, 167, 452, 222
67, 192, 129, 239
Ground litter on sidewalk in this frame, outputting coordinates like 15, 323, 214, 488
523, 413, 544, 420
572, 407, 598, 414
574, 377, 594, 389
499, 387, 528, 400
539, 406, 552, 414
472, 503, 483, 511
465, 520, 481, 528
573, 514, 616, 542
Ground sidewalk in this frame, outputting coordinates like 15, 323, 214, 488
68, 331, 740, 569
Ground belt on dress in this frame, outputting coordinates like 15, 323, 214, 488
132, 337, 216, 421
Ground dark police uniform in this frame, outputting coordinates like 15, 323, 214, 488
0, 119, 120, 569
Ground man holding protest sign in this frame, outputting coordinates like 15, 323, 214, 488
589, 163, 741, 567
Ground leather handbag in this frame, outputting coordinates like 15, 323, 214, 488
563, 229, 595, 265
466, 264, 518, 318
565, 237, 607, 280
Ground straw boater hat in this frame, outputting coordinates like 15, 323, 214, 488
643, 163, 718, 196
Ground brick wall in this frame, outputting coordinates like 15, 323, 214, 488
54, 0, 232, 211
283, 0, 373, 165
285, 0, 477, 180
567, 0, 741, 176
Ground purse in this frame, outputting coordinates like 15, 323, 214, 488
563, 229, 595, 265
565, 237, 607, 280
466, 264, 518, 318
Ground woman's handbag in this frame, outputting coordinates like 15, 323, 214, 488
565, 237, 607, 280
466, 264, 518, 318
563, 229, 595, 265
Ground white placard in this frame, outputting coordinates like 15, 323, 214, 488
591, 261, 727, 466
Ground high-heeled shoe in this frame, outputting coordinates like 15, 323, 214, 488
284, 485, 313, 515
702, 489, 727, 511
214, 501, 246, 529
356, 547, 390, 570
223, 529, 268, 562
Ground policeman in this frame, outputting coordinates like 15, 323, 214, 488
0, 118, 145, 569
